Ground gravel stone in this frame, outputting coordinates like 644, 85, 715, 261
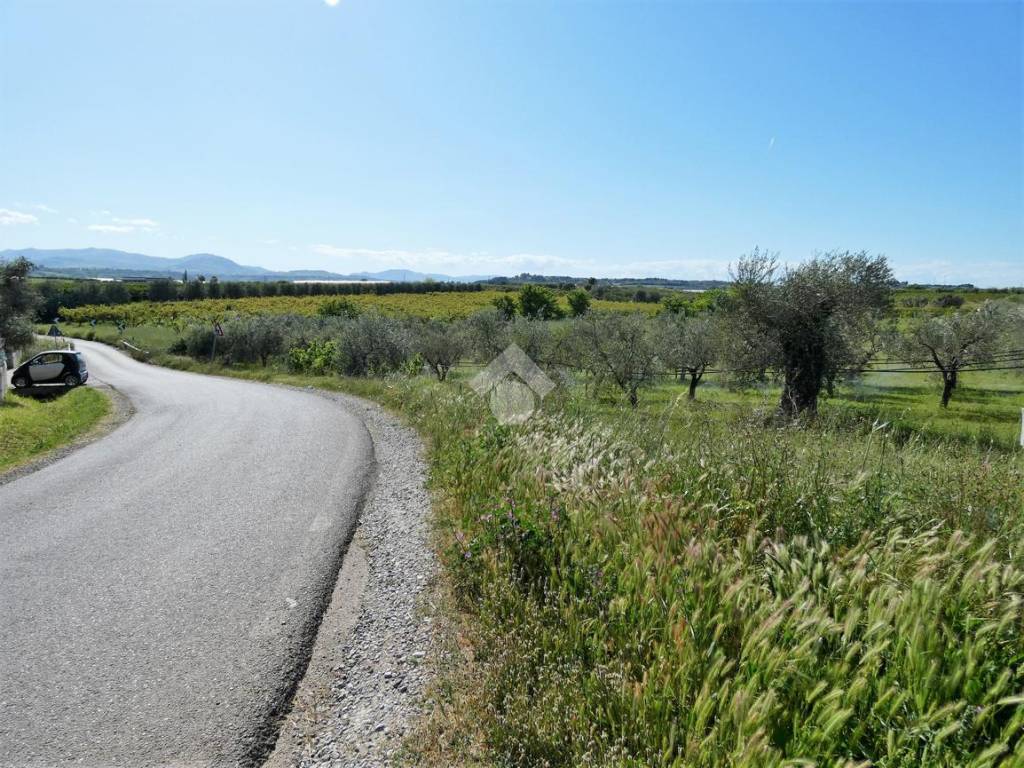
268, 390, 438, 768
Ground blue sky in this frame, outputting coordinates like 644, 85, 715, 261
1, 1, 1021, 284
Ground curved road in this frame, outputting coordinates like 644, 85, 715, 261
0, 340, 373, 767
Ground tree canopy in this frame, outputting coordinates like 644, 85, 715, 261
0, 257, 40, 353
724, 249, 893, 416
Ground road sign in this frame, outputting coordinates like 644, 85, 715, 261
213, 322, 224, 337
47, 324, 62, 338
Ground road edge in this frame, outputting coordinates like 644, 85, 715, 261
262, 387, 439, 768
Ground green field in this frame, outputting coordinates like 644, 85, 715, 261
57, 290, 661, 325
0, 387, 110, 474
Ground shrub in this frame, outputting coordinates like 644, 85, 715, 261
335, 312, 411, 376
318, 297, 361, 318
934, 293, 966, 308
287, 338, 338, 375
181, 324, 217, 359
566, 288, 591, 317
224, 315, 285, 366
492, 294, 518, 321
518, 284, 564, 320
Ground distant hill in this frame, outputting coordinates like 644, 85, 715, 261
3, 248, 274, 276
1, 248, 733, 287
0, 248, 482, 283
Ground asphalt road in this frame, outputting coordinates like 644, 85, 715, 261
0, 340, 374, 767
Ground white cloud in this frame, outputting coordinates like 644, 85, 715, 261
308, 244, 731, 279
88, 224, 135, 233
768, 136, 776, 150
324, 0, 340, 6
67, 217, 79, 224
34, 203, 58, 214
112, 217, 159, 229
0, 208, 39, 226
84, 214, 160, 234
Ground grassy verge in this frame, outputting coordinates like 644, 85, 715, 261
0, 387, 111, 474
369, 378, 1024, 767
53, 330, 1024, 765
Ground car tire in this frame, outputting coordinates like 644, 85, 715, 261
12, 376, 28, 389
64, 374, 80, 388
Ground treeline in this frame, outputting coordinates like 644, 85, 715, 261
34, 277, 487, 321
484, 272, 729, 290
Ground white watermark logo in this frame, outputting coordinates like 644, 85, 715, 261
470, 343, 555, 425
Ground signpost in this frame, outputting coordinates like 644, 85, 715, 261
211, 322, 224, 362
47, 324, 63, 348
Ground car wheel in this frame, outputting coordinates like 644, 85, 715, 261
64, 374, 80, 388
12, 376, 28, 389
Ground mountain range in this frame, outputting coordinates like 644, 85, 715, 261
1, 248, 485, 283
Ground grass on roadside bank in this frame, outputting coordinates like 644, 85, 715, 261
52, 332, 1024, 766
374, 379, 1024, 768
0, 387, 110, 474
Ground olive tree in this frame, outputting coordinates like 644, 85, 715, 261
0, 257, 38, 353
413, 318, 466, 381
336, 312, 411, 376
507, 317, 556, 366
464, 307, 510, 362
724, 249, 893, 417
0, 258, 39, 402
574, 311, 658, 407
899, 302, 1011, 407
225, 315, 286, 367
654, 313, 721, 400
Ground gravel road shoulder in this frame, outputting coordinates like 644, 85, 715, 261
267, 388, 438, 768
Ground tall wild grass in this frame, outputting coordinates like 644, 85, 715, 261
377, 380, 1024, 767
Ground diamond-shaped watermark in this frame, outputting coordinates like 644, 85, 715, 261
469, 343, 555, 425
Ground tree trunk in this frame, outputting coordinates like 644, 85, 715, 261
779, 368, 820, 418
777, 334, 827, 419
941, 369, 957, 408
628, 387, 639, 408
687, 370, 701, 400
0, 348, 6, 404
